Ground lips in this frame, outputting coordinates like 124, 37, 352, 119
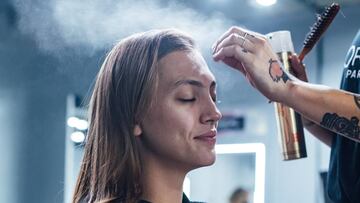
194, 130, 217, 146
194, 130, 217, 139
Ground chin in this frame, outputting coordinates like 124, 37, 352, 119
195, 151, 216, 168
203, 158, 216, 166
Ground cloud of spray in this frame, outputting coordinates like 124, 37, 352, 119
12, 0, 248, 101
13, 0, 234, 54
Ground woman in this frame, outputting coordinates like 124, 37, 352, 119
72, 29, 222, 203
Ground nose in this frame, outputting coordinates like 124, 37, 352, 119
200, 98, 222, 125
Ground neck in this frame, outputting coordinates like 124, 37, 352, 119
140, 152, 188, 203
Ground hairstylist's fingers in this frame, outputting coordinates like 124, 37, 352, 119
213, 45, 254, 66
215, 33, 255, 54
290, 54, 308, 82
222, 57, 246, 75
212, 26, 261, 53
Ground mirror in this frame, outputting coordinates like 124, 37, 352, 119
186, 144, 265, 203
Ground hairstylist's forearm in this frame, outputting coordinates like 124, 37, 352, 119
284, 79, 360, 143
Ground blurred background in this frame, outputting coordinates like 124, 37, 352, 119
1, 0, 360, 202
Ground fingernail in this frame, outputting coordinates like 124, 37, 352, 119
212, 45, 217, 54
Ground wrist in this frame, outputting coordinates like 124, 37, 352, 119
280, 78, 297, 106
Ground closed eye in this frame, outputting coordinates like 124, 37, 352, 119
178, 98, 196, 102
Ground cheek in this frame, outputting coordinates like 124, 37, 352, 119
141, 101, 216, 168
144, 102, 197, 139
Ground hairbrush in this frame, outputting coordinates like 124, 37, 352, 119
298, 3, 340, 62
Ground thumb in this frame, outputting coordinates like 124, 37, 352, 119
290, 54, 308, 82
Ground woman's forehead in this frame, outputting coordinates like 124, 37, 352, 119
157, 50, 215, 85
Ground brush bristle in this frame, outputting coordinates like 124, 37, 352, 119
303, 3, 340, 48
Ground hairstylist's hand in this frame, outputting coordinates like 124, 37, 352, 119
212, 26, 291, 103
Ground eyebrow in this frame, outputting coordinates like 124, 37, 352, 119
173, 79, 216, 89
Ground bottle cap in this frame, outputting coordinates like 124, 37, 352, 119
266, 30, 294, 53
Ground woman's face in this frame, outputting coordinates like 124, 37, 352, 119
138, 50, 222, 171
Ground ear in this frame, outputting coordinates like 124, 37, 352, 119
133, 124, 142, 137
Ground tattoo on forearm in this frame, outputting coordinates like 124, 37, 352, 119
354, 96, 360, 110
268, 58, 289, 83
320, 112, 360, 140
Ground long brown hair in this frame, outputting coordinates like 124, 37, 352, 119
72, 29, 195, 203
